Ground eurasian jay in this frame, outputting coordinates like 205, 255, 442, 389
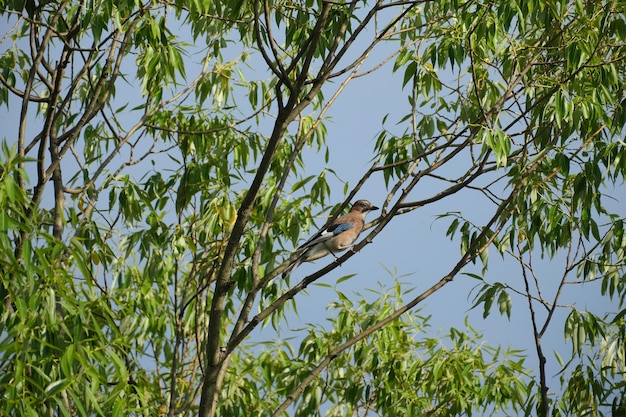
282, 199, 379, 278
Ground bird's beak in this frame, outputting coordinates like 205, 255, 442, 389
371, 206, 379, 211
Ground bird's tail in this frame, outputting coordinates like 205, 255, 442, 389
282, 256, 303, 279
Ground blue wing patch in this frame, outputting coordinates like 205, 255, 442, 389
327, 222, 353, 235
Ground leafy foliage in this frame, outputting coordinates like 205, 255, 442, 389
226, 284, 530, 417
1, 0, 625, 416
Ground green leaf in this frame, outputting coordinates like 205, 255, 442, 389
44, 379, 71, 397
497, 289, 512, 319
336, 274, 357, 284
403, 61, 417, 88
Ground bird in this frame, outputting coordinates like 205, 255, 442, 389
282, 199, 379, 278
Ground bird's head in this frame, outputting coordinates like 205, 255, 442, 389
351, 200, 379, 214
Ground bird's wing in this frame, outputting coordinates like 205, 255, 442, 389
326, 222, 354, 235
297, 222, 354, 250
284, 223, 355, 278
